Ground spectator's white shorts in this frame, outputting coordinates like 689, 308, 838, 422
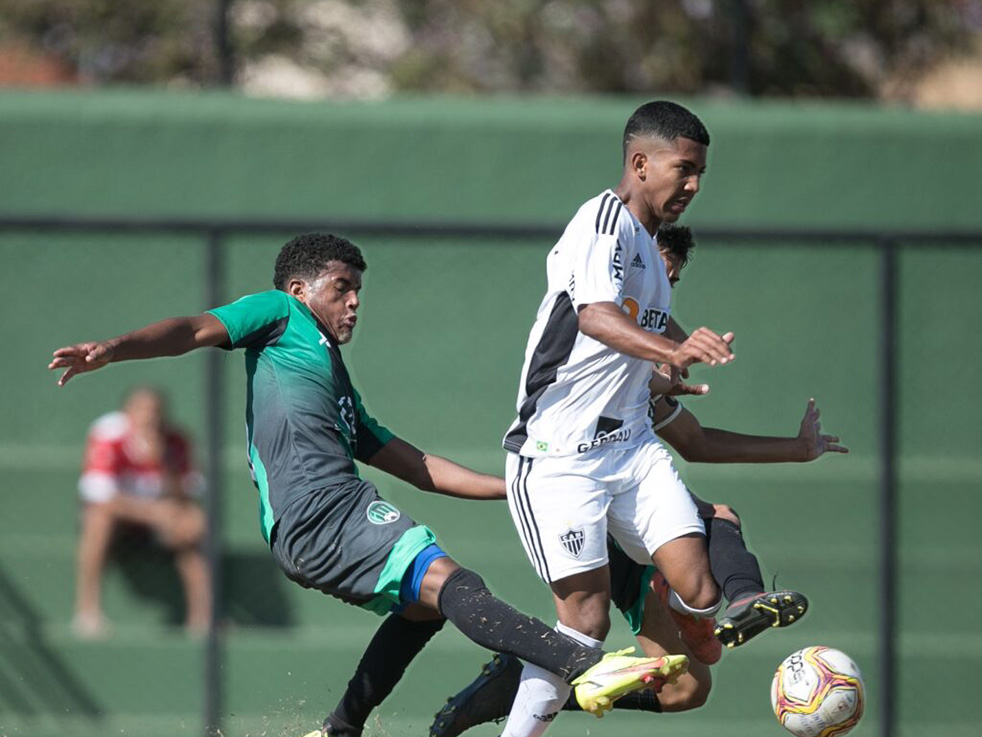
505, 439, 704, 584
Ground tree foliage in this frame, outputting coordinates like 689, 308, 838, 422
0, 0, 977, 98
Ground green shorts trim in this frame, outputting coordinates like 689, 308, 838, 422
622, 565, 656, 635
360, 524, 437, 615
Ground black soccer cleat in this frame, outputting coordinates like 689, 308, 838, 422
429, 653, 523, 737
714, 590, 809, 650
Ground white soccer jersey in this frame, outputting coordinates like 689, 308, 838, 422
503, 190, 673, 458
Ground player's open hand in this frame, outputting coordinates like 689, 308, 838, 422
670, 328, 735, 369
651, 364, 710, 397
798, 398, 848, 460
49, 341, 115, 386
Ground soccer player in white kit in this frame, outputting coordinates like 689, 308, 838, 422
498, 101, 735, 737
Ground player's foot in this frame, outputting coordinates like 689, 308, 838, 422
71, 611, 111, 640
572, 648, 688, 717
429, 653, 522, 737
650, 571, 722, 665
714, 590, 809, 649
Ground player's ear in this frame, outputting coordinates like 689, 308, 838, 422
287, 278, 306, 302
631, 150, 648, 181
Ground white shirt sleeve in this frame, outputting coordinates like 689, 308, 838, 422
569, 232, 625, 310
78, 471, 120, 503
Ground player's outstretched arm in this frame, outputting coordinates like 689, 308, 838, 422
649, 365, 709, 398
577, 302, 734, 369
367, 437, 506, 500
656, 398, 848, 464
49, 314, 230, 386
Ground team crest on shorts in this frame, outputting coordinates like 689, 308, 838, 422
367, 501, 401, 525
559, 528, 585, 558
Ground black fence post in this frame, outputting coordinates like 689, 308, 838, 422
214, 0, 235, 87
878, 238, 898, 737
203, 229, 226, 737
729, 0, 751, 95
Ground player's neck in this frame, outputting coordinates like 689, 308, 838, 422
612, 182, 660, 237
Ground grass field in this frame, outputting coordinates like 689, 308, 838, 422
2, 450, 980, 737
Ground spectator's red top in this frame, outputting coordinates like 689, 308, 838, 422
79, 412, 202, 503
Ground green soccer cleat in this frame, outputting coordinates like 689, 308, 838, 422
572, 648, 689, 717
714, 590, 809, 649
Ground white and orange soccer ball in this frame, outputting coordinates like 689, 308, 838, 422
771, 646, 865, 737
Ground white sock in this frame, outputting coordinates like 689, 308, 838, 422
500, 623, 604, 737
556, 621, 604, 648
668, 588, 722, 618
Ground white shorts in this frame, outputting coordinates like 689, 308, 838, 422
505, 439, 704, 584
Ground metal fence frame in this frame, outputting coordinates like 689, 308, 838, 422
5, 214, 982, 737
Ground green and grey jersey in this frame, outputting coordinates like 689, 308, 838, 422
208, 290, 394, 543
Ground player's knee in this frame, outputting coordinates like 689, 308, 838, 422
426, 556, 464, 591
660, 674, 712, 712
681, 676, 712, 710
180, 505, 207, 542
683, 575, 721, 613
163, 504, 207, 550
433, 562, 484, 613
570, 608, 610, 641
712, 503, 740, 528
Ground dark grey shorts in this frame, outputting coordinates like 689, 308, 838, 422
270, 479, 437, 614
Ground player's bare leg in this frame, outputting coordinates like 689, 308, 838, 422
74, 503, 117, 638
429, 577, 703, 737
634, 586, 711, 710
172, 544, 211, 633
320, 557, 686, 737
650, 532, 722, 665
551, 566, 612, 641
497, 566, 688, 737
698, 503, 809, 649
150, 498, 211, 633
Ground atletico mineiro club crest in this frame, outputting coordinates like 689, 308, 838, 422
559, 528, 585, 558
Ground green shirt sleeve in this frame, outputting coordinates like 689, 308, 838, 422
352, 386, 395, 462
208, 291, 291, 350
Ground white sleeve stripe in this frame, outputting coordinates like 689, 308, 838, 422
652, 399, 684, 432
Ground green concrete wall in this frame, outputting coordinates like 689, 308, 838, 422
2, 90, 982, 228
1, 91, 980, 737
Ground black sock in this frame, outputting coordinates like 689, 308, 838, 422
707, 517, 764, 604
562, 687, 662, 712
437, 568, 602, 682
327, 613, 445, 734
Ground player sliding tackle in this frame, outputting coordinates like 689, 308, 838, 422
432, 395, 847, 734
429, 229, 848, 737
50, 234, 700, 737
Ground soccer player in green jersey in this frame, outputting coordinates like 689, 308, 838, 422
50, 233, 688, 737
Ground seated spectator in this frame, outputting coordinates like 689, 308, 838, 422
74, 386, 210, 638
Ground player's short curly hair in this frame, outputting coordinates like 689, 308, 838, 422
623, 101, 710, 161
273, 233, 367, 290
657, 224, 695, 270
